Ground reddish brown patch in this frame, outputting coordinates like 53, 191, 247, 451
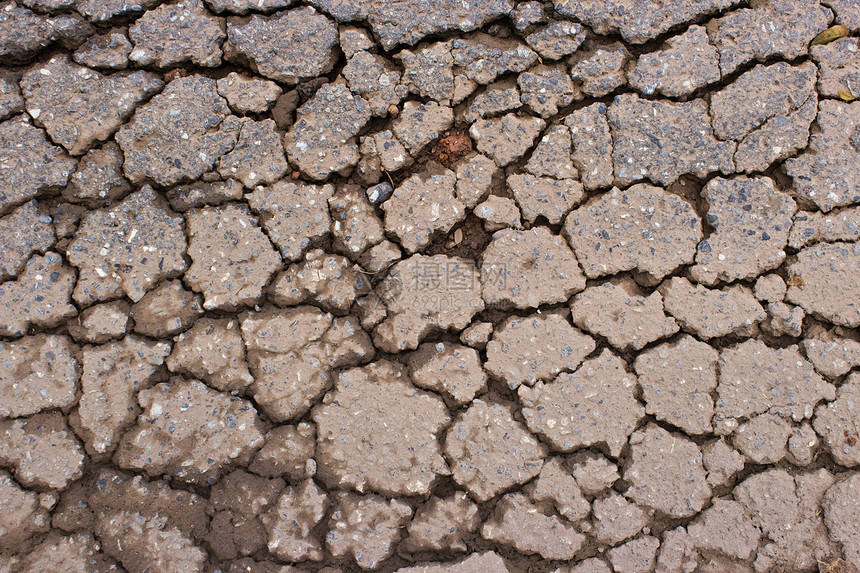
163, 68, 191, 82
431, 131, 474, 167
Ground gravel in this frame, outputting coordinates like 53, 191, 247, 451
570, 279, 679, 352
525, 20, 586, 60
218, 118, 289, 188
309, 0, 514, 50
114, 378, 264, 484
786, 241, 860, 327
382, 164, 464, 254
396, 41, 455, 103
485, 312, 594, 389
185, 203, 282, 310
629, 25, 719, 97
225, 7, 337, 84
374, 254, 483, 352
569, 41, 629, 98
261, 478, 327, 562
128, 0, 225, 68
444, 400, 546, 501
519, 349, 644, 456
518, 64, 575, 117
21, 56, 162, 156
402, 492, 479, 553
0, 200, 54, 281
812, 37, 860, 98
563, 183, 702, 281
283, 82, 371, 180
216, 72, 282, 114
482, 492, 584, 559
407, 342, 486, 405
326, 492, 412, 569
823, 472, 860, 564
73, 335, 171, 457
67, 187, 187, 305
0, 252, 77, 336
634, 335, 718, 435
469, 113, 544, 166
814, 373, 860, 467
116, 75, 241, 187
524, 125, 577, 179
452, 34, 537, 85
130, 279, 203, 338
707, 0, 832, 76
0, 335, 78, 419
242, 306, 373, 422
716, 339, 835, 425
710, 61, 818, 173
166, 318, 254, 393
564, 102, 613, 190
313, 361, 449, 496
625, 424, 711, 517
73, 29, 132, 69
660, 277, 766, 339
691, 176, 797, 286
0, 118, 76, 215
608, 93, 735, 187
786, 101, 860, 213
553, 0, 732, 43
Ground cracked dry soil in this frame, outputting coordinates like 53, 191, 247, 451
1, 0, 860, 571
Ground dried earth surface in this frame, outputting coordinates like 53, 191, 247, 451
0, 0, 859, 571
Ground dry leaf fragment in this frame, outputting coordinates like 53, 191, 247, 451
838, 90, 856, 102
811, 25, 850, 46
819, 558, 860, 573
787, 275, 805, 289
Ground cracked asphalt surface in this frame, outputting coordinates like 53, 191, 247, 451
1, 0, 860, 571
